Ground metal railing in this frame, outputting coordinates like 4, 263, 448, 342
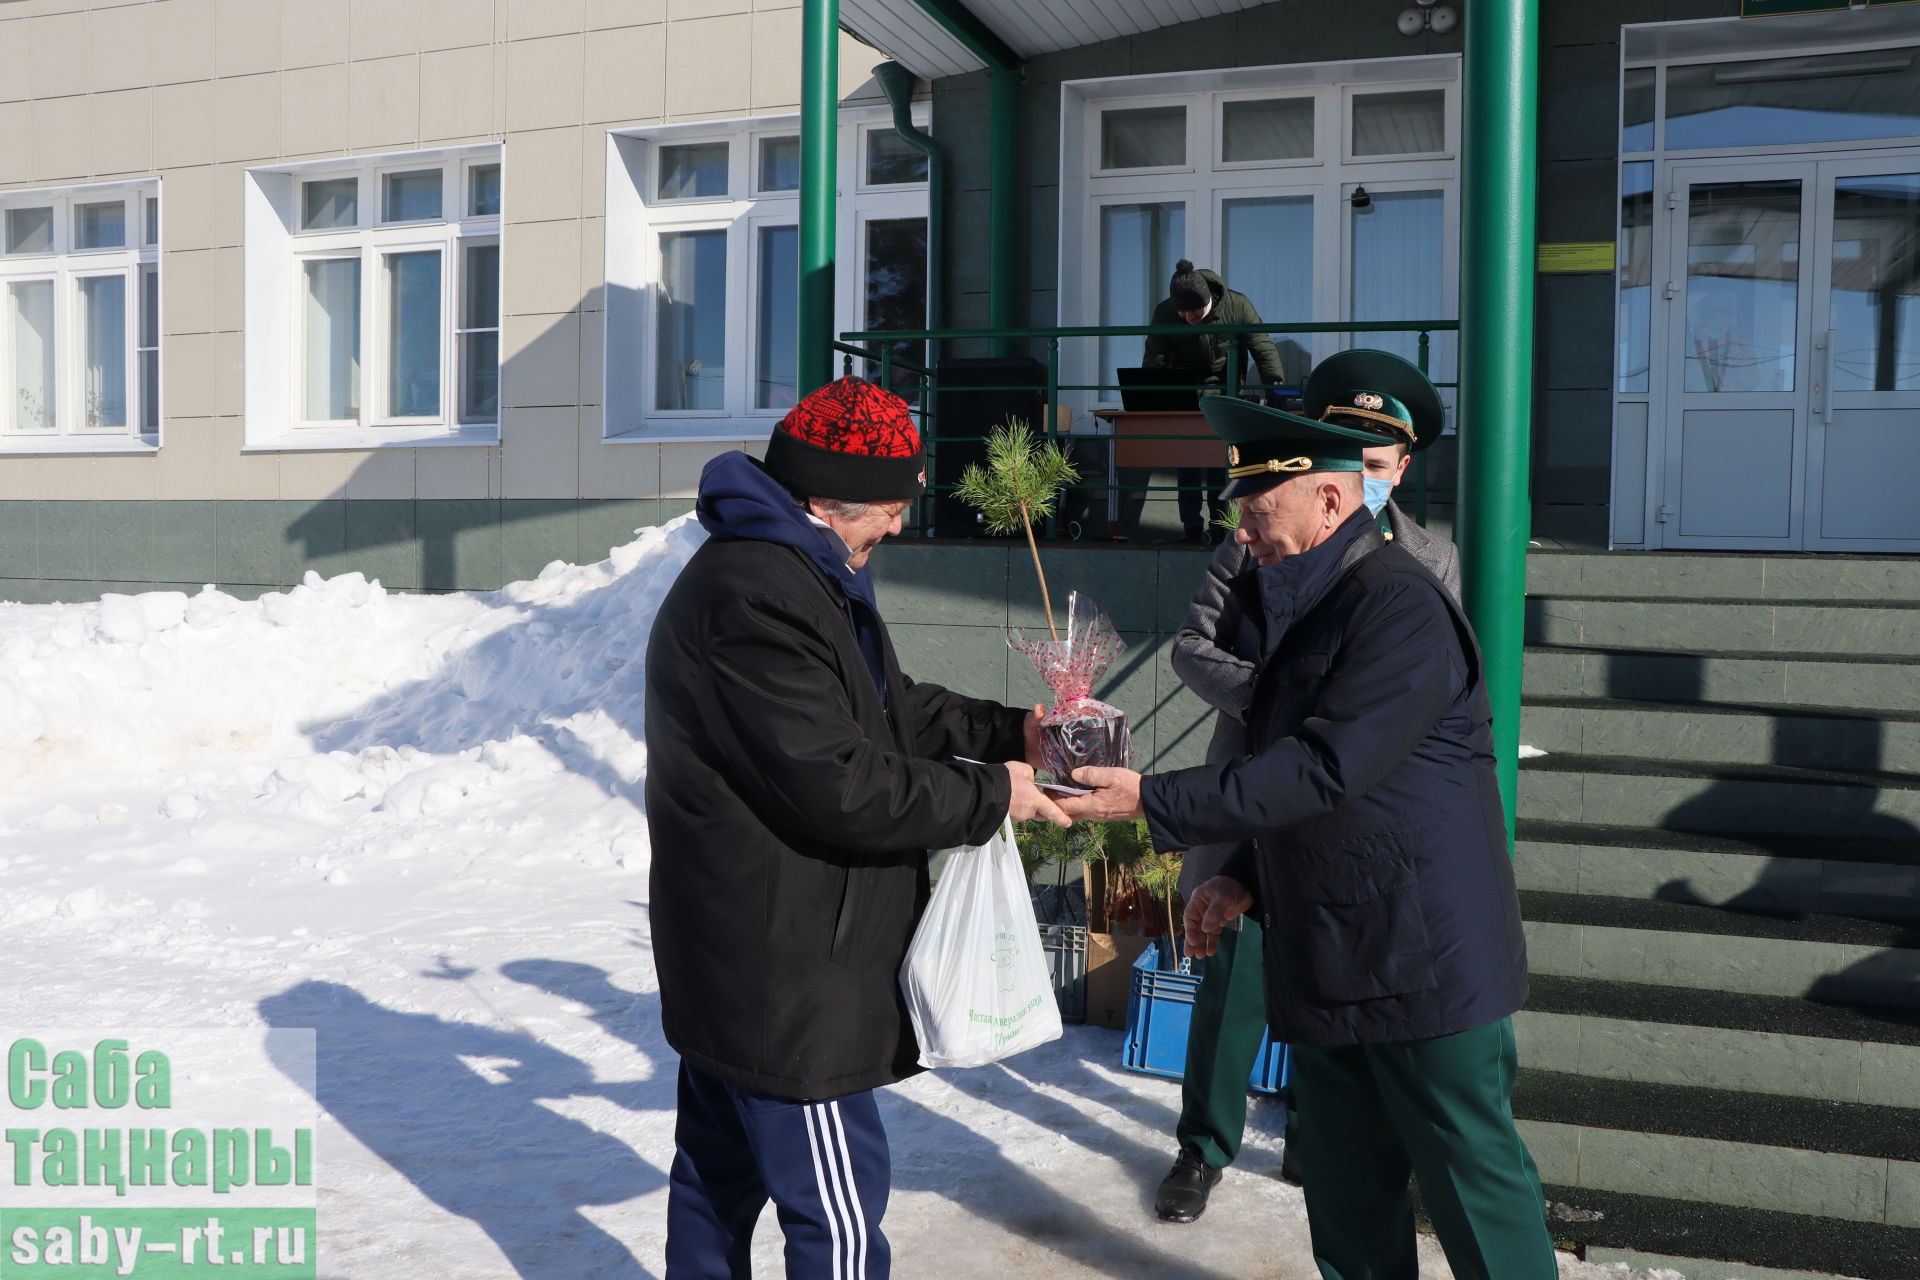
833, 320, 1460, 541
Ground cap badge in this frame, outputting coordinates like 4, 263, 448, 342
1354, 392, 1385, 411
1227, 446, 1240, 466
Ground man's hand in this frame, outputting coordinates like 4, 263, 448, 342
1023, 704, 1047, 770
1054, 767, 1145, 822
1183, 875, 1254, 959
1005, 761, 1070, 828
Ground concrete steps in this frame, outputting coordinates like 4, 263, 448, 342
1515, 819, 1920, 922
1522, 645, 1920, 714
1526, 596, 1920, 658
1517, 752, 1920, 841
1513, 551, 1920, 1277
1521, 697, 1920, 773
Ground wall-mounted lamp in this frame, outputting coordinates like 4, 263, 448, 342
1350, 186, 1372, 210
1398, 0, 1458, 36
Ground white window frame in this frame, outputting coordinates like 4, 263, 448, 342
243, 143, 502, 451
1060, 57, 1461, 421
604, 106, 932, 441
0, 179, 161, 453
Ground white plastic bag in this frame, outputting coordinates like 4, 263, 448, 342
901, 819, 1064, 1068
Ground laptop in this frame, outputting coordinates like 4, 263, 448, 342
1115, 366, 1200, 413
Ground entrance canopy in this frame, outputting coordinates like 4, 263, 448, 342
839, 0, 1279, 78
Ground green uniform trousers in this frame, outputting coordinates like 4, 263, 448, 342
1175, 918, 1272, 1170
1290, 1017, 1557, 1280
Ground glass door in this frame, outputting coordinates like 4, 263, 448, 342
1656, 155, 1920, 552
1806, 160, 1920, 552
1660, 163, 1816, 549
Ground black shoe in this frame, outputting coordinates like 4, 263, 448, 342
1154, 1148, 1223, 1222
1279, 1147, 1304, 1187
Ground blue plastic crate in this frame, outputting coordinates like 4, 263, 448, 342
1121, 937, 1289, 1095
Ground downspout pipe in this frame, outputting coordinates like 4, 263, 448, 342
906, 0, 1022, 354
873, 61, 946, 355
798, 0, 840, 395
1456, 0, 1539, 849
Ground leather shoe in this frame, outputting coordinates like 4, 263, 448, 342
1154, 1148, 1223, 1222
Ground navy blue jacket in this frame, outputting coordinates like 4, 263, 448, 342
1141, 509, 1528, 1047
647, 452, 1027, 1099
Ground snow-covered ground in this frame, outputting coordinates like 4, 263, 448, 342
0, 515, 1682, 1279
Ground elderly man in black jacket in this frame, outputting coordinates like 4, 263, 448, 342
646, 377, 1068, 1280
1059, 387, 1555, 1280
1154, 350, 1462, 1223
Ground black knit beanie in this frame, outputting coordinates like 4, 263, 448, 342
1168, 260, 1211, 312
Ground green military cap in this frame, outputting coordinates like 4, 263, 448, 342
1303, 348, 1445, 452
1201, 394, 1399, 501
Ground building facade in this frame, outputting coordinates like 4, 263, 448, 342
0, 0, 905, 599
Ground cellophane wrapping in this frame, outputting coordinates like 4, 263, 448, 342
1008, 591, 1134, 778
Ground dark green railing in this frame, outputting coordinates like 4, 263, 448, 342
834, 320, 1460, 540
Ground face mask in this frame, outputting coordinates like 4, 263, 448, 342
1362, 475, 1394, 515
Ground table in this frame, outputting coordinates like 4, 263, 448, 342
1091, 410, 1224, 470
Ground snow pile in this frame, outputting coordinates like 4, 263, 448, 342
0, 515, 1668, 1279
0, 518, 705, 865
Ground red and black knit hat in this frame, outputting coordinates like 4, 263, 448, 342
764, 377, 927, 502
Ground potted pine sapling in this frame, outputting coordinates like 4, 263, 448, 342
955, 419, 1135, 782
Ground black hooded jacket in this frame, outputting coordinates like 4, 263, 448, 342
645, 451, 1027, 1100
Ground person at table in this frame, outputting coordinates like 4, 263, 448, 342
1136, 260, 1291, 543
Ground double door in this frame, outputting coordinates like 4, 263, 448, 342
1660, 154, 1920, 551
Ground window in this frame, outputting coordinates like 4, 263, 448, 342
862, 215, 928, 396
606, 109, 930, 435
245, 146, 502, 446
1101, 105, 1187, 170
1666, 47, 1920, 152
1065, 64, 1458, 406
655, 229, 727, 411
758, 137, 801, 193
865, 128, 929, 186
658, 143, 729, 200
1098, 201, 1186, 385
1349, 89, 1447, 158
1221, 98, 1314, 164
0, 181, 161, 445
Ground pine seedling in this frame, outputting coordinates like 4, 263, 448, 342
953, 419, 1079, 642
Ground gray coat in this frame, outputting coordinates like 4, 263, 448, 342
1171, 500, 1460, 896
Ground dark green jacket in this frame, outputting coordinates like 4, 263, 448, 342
1143, 268, 1289, 392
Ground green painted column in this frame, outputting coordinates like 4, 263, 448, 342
798, 0, 839, 394
1456, 0, 1538, 847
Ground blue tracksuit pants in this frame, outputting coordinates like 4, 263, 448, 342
665, 1061, 892, 1280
